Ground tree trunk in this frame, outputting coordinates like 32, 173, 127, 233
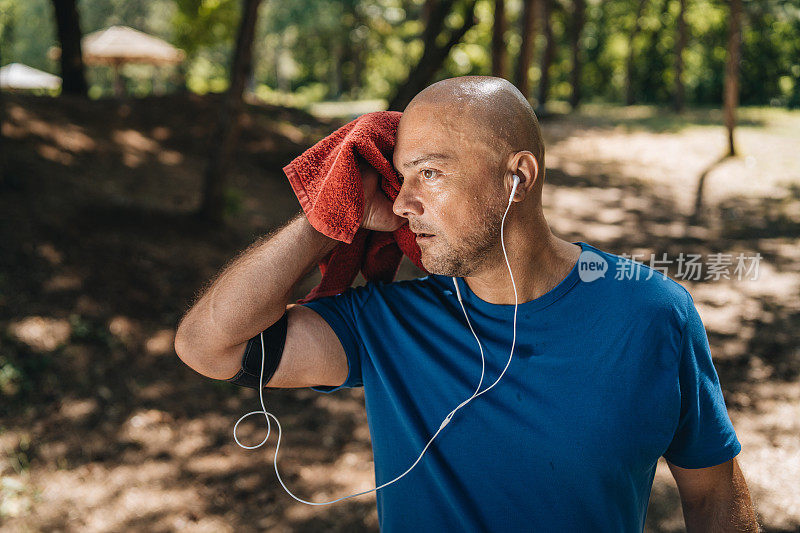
274, 35, 289, 92
351, 30, 364, 98
176, 61, 188, 93
422, 0, 437, 25
0, 42, 6, 188
491, 0, 508, 78
330, 39, 342, 99
199, 0, 263, 224
638, 0, 670, 103
537, 0, 555, 113
624, 0, 647, 105
568, 0, 585, 110
673, 0, 687, 112
724, 0, 742, 156
1, 8, 14, 64
51, 0, 88, 96
388, 0, 478, 111
515, 0, 538, 100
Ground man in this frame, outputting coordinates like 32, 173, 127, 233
175, 76, 760, 531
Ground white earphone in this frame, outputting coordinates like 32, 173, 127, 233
232, 174, 522, 506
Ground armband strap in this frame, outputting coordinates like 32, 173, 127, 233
225, 312, 288, 389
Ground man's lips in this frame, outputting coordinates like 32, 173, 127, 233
410, 225, 435, 240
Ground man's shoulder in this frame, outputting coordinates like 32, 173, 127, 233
581, 242, 693, 322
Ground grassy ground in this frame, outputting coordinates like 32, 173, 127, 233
1, 94, 798, 532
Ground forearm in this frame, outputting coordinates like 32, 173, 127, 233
682, 467, 760, 533
175, 212, 338, 377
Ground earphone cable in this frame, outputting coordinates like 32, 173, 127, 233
232, 178, 520, 505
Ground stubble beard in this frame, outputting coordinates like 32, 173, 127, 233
421, 196, 507, 278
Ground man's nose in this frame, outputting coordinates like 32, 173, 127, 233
392, 183, 423, 218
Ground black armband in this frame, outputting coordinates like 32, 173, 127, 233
225, 312, 288, 389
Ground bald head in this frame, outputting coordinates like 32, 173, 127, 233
404, 76, 545, 171
392, 77, 549, 276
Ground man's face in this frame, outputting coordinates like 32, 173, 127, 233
392, 104, 508, 277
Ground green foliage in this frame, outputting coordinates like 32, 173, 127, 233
685, 0, 727, 105
0, 0, 57, 72
80, 0, 177, 36
740, 1, 800, 107
0, 354, 23, 397
171, 0, 240, 93
223, 185, 244, 217
1, 0, 798, 107
581, 0, 614, 101
442, 0, 492, 77
173, 0, 239, 59
0, 339, 54, 404
637, 0, 672, 103
359, 1, 430, 98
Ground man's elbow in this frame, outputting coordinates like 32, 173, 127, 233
174, 320, 243, 380
174, 320, 205, 373
173, 321, 195, 368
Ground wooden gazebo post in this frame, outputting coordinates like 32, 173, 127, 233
112, 59, 124, 97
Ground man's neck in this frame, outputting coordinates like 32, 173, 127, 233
464, 213, 582, 306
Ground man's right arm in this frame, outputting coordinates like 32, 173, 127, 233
174, 160, 406, 388
173, 212, 350, 388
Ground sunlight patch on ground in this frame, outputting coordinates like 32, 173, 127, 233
731, 382, 800, 530
545, 118, 800, 216
110, 128, 183, 168
108, 315, 141, 342
7, 316, 71, 352
5, 104, 97, 153
34, 462, 212, 531
145, 329, 175, 355
58, 397, 100, 422
43, 272, 83, 292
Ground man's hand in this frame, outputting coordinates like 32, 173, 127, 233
359, 159, 406, 232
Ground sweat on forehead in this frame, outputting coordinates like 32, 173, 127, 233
401, 76, 545, 166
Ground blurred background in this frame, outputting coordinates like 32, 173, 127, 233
1, 0, 798, 531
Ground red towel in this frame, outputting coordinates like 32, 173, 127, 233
283, 110, 427, 303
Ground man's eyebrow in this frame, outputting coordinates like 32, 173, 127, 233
400, 153, 455, 169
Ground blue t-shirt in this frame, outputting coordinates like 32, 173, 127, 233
301, 241, 741, 532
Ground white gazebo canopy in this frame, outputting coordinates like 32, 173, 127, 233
82, 25, 185, 66
0, 63, 62, 90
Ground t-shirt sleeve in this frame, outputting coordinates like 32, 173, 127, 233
662, 292, 742, 468
299, 286, 370, 394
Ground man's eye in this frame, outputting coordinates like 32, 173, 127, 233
421, 169, 436, 180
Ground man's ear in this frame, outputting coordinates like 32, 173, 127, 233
508, 151, 539, 201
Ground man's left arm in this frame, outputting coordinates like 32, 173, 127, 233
667, 457, 760, 532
